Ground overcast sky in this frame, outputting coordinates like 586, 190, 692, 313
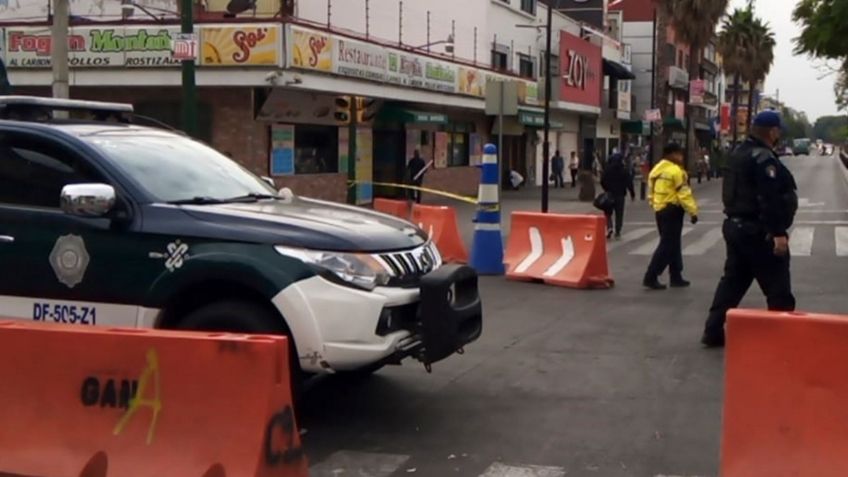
731, 0, 842, 121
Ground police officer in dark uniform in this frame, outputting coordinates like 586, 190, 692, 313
701, 110, 798, 347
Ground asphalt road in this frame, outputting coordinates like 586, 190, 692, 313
300, 153, 848, 477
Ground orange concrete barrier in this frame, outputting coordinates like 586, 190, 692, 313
722, 309, 848, 477
411, 204, 468, 263
0, 321, 308, 477
373, 198, 410, 219
504, 212, 613, 289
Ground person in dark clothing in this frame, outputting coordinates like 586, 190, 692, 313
701, 111, 798, 348
600, 152, 635, 239
552, 150, 565, 188
406, 150, 427, 203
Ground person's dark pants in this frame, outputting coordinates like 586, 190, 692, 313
703, 218, 796, 340
408, 181, 423, 203
570, 169, 578, 187
605, 194, 626, 236
553, 171, 564, 188
645, 205, 685, 280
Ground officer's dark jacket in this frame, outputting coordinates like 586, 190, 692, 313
722, 136, 798, 237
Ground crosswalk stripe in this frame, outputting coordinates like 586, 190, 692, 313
791, 226, 815, 256
630, 227, 694, 256
837, 227, 848, 257
309, 450, 410, 477
479, 462, 566, 477
683, 227, 723, 256
608, 227, 655, 251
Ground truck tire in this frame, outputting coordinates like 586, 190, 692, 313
175, 300, 304, 407
337, 362, 385, 379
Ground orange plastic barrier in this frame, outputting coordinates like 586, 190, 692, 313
0, 321, 308, 477
373, 198, 410, 219
503, 212, 613, 289
411, 204, 468, 263
722, 309, 848, 477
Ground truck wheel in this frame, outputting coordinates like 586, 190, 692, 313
175, 300, 305, 406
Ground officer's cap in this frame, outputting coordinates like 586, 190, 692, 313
752, 110, 783, 129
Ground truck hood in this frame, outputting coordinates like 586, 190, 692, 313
178, 196, 429, 252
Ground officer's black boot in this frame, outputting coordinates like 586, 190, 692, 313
642, 275, 667, 290
670, 276, 691, 288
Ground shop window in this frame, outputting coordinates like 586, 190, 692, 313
448, 133, 469, 167
518, 54, 535, 79
492, 50, 508, 72
294, 125, 339, 174
520, 0, 536, 15
134, 101, 213, 144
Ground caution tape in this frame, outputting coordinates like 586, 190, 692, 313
347, 181, 500, 212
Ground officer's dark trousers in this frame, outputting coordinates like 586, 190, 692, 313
703, 218, 796, 339
645, 205, 684, 280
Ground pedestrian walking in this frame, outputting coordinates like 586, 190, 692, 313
569, 151, 579, 187
600, 152, 636, 239
643, 143, 699, 290
407, 150, 427, 203
701, 111, 798, 348
552, 150, 565, 188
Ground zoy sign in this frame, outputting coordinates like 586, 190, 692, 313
559, 31, 602, 108
564, 49, 589, 89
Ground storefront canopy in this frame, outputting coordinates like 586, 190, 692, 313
378, 106, 448, 125
663, 117, 686, 130
621, 119, 649, 136
518, 109, 564, 129
603, 59, 636, 81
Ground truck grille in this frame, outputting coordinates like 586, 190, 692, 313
375, 242, 442, 284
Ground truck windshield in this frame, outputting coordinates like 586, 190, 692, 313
80, 129, 277, 203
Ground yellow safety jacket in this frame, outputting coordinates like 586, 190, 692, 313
648, 159, 699, 216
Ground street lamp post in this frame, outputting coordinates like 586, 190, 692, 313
181, 0, 197, 137
541, 3, 553, 213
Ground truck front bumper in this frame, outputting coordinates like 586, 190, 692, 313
272, 265, 482, 373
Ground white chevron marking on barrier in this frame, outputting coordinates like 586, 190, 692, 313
543, 236, 575, 277
515, 227, 544, 274
418, 222, 435, 240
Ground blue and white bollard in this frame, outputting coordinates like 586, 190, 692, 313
470, 143, 505, 275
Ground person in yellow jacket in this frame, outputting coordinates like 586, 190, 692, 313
643, 143, 699, 290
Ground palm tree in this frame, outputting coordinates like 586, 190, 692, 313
717, 7, 756, 144
656, 0, 729, 166
745, 17, 776, 124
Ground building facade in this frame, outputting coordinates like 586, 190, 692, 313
1, 0, 631, 201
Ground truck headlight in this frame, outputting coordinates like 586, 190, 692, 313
274, 246, 390, 290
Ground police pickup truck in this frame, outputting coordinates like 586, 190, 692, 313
0, 96, 482, 381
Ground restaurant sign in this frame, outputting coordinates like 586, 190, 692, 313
288, 25, 538, 103
3, 24, 283, 68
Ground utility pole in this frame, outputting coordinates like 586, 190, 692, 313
51, 0, 70, 101
181, 0, 198, 137
541, 3, 553, 213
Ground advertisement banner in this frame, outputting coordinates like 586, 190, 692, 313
690, 79, 705, 106
4, 26, 180, 68
434, 132, 449, 169
457, 67, 484, 96
270, 124, 295, 176
559, 31, 603, 108
338, 127, 350, 174
200, 24, 281, 66
290, 26, 333, 71
720, 103, 731, 134
675, 100, 685, 119
644, 109, 662, 122
355, 127, 374, 204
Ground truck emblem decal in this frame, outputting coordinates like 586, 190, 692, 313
49, 234, 90, 289
148, 240, 190, 272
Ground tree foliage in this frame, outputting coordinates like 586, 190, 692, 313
794, 0, 848, 110
812, 115, 848, 143
781, 107, 814, 141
